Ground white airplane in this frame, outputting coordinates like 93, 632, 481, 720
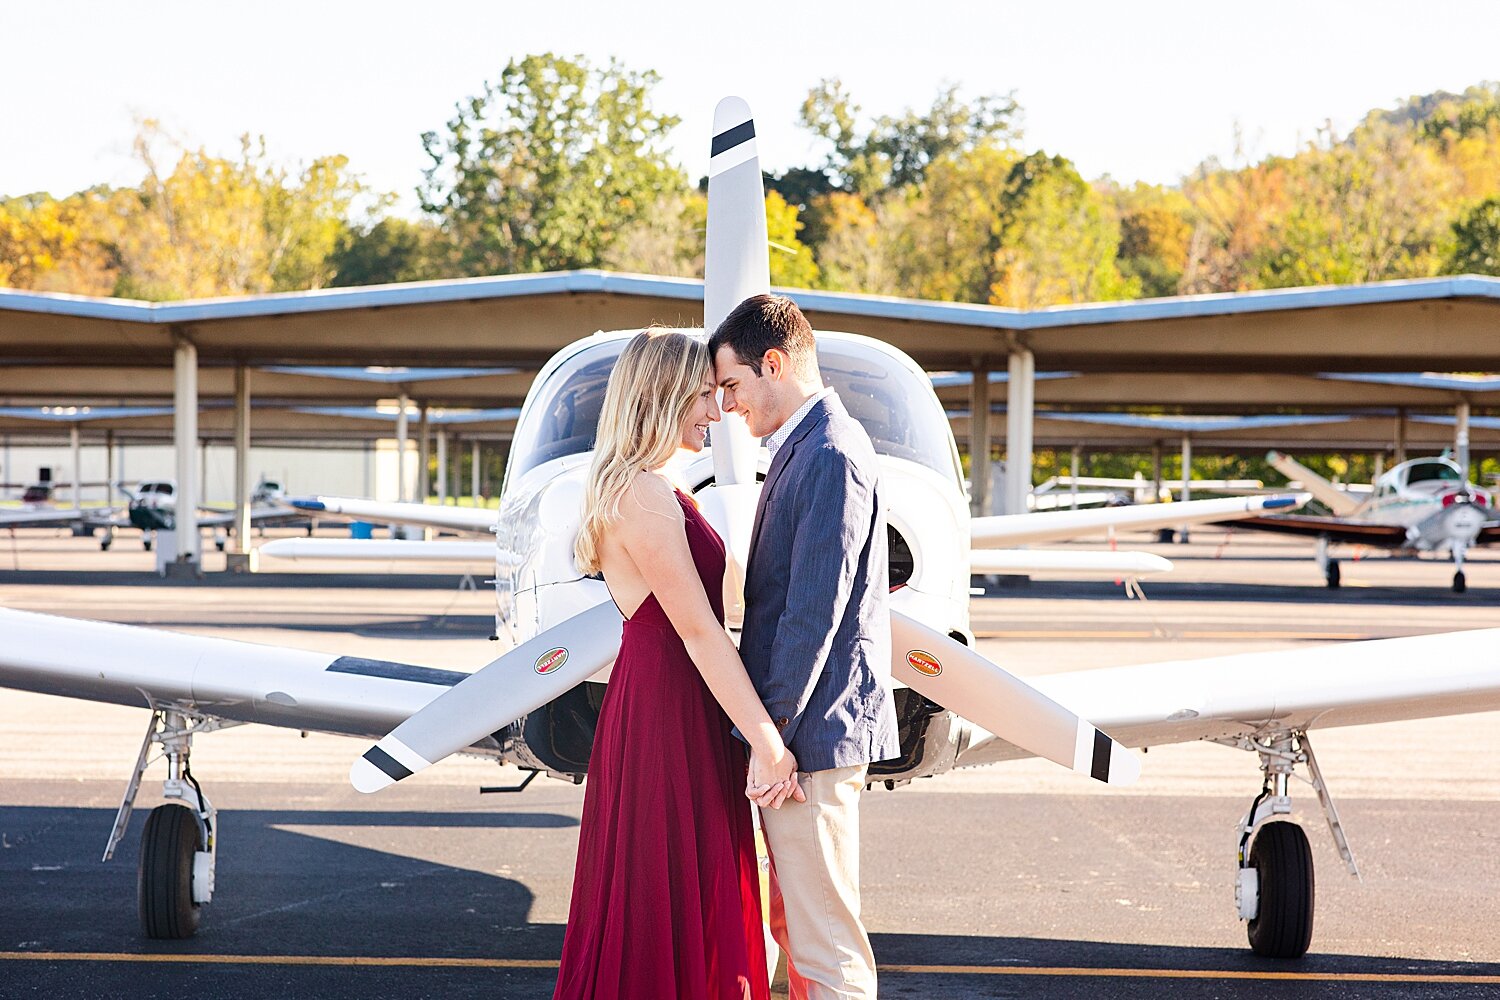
111, 477, 300, 552
1, 98, 1497, 964
1231, 451, 1500, 591
0, 479, 122, 532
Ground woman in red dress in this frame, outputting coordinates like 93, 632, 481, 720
554, 329, 802, 1000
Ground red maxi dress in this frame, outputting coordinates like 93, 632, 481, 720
553, 489, 769, 1000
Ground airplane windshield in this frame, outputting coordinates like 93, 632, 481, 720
1406, 462, 1461, 484
511, 338, 961, 484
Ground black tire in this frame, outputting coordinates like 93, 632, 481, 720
1325, 561, 1341, 589
1246, 821, 1314, 958
138, 803, 201, 939
142, 538, 152, 552
1454, 571, 1467, 594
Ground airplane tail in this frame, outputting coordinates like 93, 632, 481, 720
1266, 451, 1364, 516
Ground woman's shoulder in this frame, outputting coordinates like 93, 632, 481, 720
617, 471, 684, 528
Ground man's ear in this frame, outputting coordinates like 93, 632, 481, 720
762, 348, 785, 381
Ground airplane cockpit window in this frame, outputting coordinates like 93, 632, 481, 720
818, 346, 962, 484
1406, 462, 1461, 485
511, 345, 619, 478
511, 337, 962, 485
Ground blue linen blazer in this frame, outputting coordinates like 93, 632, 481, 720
738, 393, 901, 772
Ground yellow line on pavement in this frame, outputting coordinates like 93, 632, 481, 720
881, 964, 1500, 984
0, 952, 556, 969
973, 630, 1373, 640
2, 952, 1497, 984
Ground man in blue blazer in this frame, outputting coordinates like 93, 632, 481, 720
710, 294, 900, 999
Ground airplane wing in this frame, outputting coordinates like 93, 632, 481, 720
291, 496, 496, 534
0, 607, 472, 741
970, 549, 1173, 578
259, 538, 496, 562
1225, 514, 1408, 546
0, 508, 109, 529
955, 628, 1500, 768
971, 493, 1309, 547
1266, 450, 1365, 517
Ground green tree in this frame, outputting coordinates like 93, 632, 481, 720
805, 191, 890, 293
329, 217, 449, 286
419, 53, 683, 276
1252, 122, 1453, 287
1448, 196, 1500, 274
799, 79, 1020, 200
1115, 183, 1193, 298
0, 189, 118, 294
601, 189, 705, 278
101, 122, 366, 300
765, 190, 818, 288
990, 152, 1135, 307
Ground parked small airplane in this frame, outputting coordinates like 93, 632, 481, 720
1, 99, 1497, 965
110, 477, 299, 552
0, 479, 121, 532
1231, 451, 1500, 591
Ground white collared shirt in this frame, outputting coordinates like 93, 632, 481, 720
765, 386, 834, 459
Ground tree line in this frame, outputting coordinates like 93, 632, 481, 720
4, 54, 1499, 304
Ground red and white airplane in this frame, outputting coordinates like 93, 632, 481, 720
1, 99, 1497, 963
1233, 450, 1500, 591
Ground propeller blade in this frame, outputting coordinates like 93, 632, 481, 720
891, 610, 1139, 785
705, 95, 767, 488
351, 600, 624, 792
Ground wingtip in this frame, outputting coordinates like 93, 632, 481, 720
350, 755, 394, 794
291, 498, 327, 512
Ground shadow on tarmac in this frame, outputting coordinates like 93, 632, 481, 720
5, 805, 1500, 998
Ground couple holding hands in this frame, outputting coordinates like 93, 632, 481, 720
552, 293, 899, 1000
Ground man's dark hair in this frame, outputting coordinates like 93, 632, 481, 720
708, 294, 817, 377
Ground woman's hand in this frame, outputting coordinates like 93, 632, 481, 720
746, 747, 806, 809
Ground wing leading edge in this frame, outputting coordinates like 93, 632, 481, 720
957, 627, 1500, 767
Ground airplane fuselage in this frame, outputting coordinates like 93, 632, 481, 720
491, 329, 978, 784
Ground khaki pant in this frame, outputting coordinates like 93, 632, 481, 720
760, 764, 875, 1000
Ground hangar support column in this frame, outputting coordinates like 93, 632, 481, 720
1456, 398, 1471, 480
171, 332, 201, 576
969, 362, 991, 516
1178, 435, 1192, 544
436, 430, 448, 504
472, 439, 481, 506
395, 391, 411, 503
1004, 347, 1034, 517
69, 423, 81, 512
1394, 409, 1407, 466
418, 404, 431, 501
230, 365, 252, 567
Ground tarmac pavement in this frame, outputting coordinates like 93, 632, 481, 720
2, 527, 1499, 998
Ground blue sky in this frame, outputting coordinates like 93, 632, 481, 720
4, 1, 1498, 211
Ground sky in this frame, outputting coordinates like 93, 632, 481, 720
4, 1, 1499, 213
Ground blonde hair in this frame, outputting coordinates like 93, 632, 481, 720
575, 329, 711, 575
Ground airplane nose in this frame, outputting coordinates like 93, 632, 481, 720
710, 406, 759, 487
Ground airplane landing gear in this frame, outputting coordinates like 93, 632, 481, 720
105, 707, 237, 939
1221, 731, 1358, 959
100, 526, 115, 551
1315, 537, 1339, 589
1453, 545, 1468, 593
